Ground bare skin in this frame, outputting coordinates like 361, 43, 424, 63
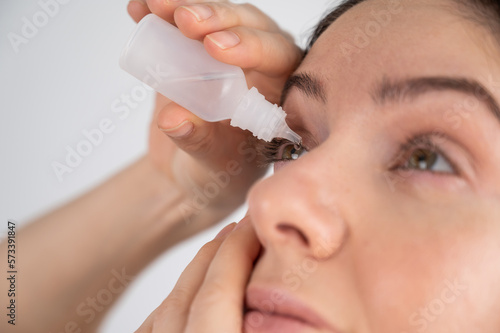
136, 1, 500, 332
0, 1, 301, 332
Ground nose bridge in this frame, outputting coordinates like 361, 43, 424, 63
248, 146, 349, 260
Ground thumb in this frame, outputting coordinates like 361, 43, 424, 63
157, 101, 231, 162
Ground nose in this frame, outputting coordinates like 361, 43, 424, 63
247, 150, 348, 260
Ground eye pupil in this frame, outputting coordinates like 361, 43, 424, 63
409, 149, 437, 170
282, 144, 303, 160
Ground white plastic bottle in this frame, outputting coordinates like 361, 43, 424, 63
119, 14, 301, 143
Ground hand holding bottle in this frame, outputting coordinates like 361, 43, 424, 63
126, 0, 302, 227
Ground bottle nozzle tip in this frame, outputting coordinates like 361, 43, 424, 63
282, 127, 302, 146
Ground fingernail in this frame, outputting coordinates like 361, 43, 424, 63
215, 223, 236, 239
181, 5, 214, 22
130, 0, 146, 5
160, 120, 194, 138
165, 0, 182, 4
207, 31, 240, 50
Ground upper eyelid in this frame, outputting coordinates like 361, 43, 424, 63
392, 133, 461, 175
281, 93, 318, 148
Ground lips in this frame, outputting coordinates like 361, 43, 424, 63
244, 287, 338, 333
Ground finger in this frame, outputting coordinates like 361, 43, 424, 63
204, 26, 303, 78
185, 217, 261, 333
174, 3, 281, 40
146, 0, 227, 24
134, 307, 157, 333
146, 223, 236, 332
156, 102, 248, 167
127, 0, 152, 23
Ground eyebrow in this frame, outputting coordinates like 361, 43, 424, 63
281, 72, 327, 105
373, 76, 500, 122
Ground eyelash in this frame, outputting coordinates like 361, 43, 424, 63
258, 133, 459, 177
390, 133, 459, 175
258, 138, 306, 165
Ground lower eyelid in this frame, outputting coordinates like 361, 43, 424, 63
395, 170, 469, 194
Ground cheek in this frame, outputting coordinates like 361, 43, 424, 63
353, 194, 500, 332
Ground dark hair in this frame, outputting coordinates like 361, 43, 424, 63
306, 0, 366, 54
306, 0, 500, 54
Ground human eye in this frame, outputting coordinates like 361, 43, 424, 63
391, 134, 457, 174
258, 138, 307, 165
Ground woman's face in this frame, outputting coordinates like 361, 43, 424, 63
244, 0, 500, 332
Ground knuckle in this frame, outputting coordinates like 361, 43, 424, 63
218, 2, 276, 31
275, 32, 302, 63
177, 124, 216, 154
215, 2, 234, 13
159, 287, 191, 315
169, 285, 192, 305
190, 279, 227, 311
239, 3, 277, 31
245, 3, 267, 19
146, 0, 168, 13
239, 3, 261, 16
211, 2, 241, 25
180, 134, 212, 155
179, 121, 224, 158
150, 315, 167, 332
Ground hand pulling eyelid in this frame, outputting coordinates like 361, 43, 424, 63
119, 14, 302, 144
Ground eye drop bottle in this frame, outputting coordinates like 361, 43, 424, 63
119, 14, 301, 143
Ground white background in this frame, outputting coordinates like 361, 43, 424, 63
0, 0, 335, 331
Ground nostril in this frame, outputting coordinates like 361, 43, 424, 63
277, 224, 309, 246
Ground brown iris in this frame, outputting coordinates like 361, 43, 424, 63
281, 143, 304, 161
407, 149, 438, 170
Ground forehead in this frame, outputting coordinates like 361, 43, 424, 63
298, 0, 500, 100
